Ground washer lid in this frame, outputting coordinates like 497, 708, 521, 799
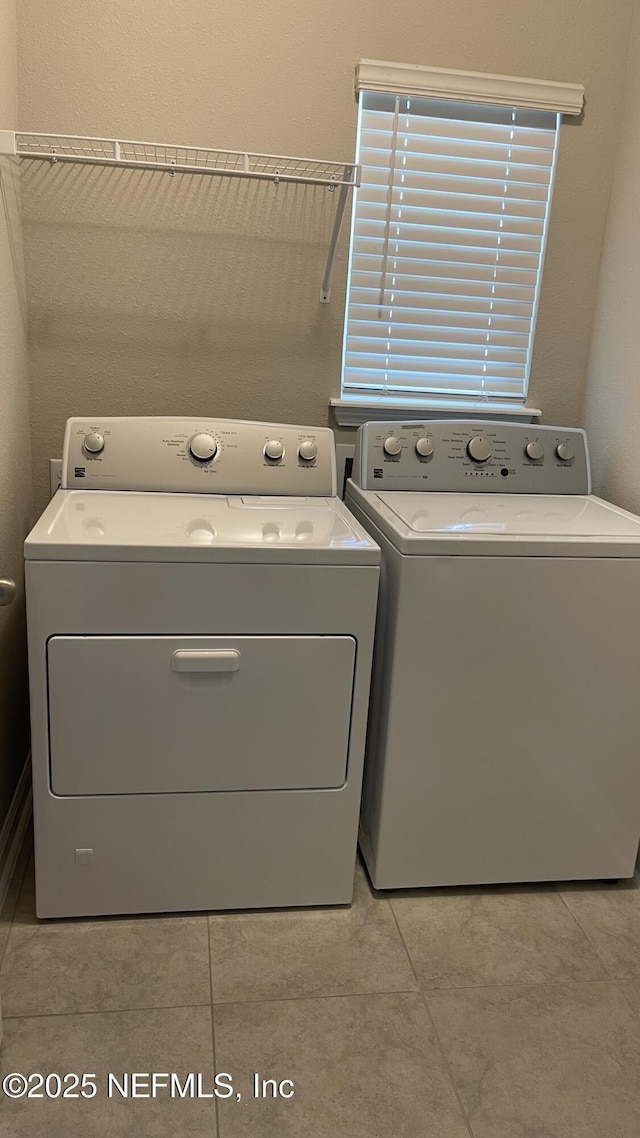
24, 491, 380, 565
350, 488, 640, 557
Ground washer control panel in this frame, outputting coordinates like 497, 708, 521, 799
62, 418, 337, 495
352, 421, 590, 494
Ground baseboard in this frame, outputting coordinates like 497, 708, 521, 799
0, 755, 32, 914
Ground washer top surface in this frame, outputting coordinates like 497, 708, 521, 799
25, 490, 379, 564
347, 486, 640, 558
347, 418, 640, 556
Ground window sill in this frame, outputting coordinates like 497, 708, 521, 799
330, 397, 541, 428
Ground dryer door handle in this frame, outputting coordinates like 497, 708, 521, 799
171, 649, 241, 673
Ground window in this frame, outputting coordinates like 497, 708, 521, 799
334, 61, 583, 422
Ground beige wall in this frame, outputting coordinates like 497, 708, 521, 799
582, 10, 640, 509
0, 0, 32, 824
17, 0, 635, 505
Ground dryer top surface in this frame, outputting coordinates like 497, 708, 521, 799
25, 490, 380, 565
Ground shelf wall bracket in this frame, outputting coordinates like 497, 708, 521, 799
0, 131, 17, 156
320, 166, 354, 304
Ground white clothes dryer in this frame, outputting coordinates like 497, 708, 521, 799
346, 420, 640, 889
25, 417, 380, 917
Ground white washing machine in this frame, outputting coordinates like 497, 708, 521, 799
346, 420, 640, 889
25, 416, 380, 917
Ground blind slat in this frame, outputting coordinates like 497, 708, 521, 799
355, 218, 539, 250
362, 165, 551, 200
357, 186, 548, 218
360, 148, 553, 184
361, 132, 555, 167
360, 109, 556, 149
346, 353, 525, 380
344, 370, 524, 396
351, 271, 537, 303
353, 236, 537, 269
348, 339, 527, 364
348, 316, 528, 336
348, 320, 529, 347
354, 254, 538, 280
349, 288, 534, 317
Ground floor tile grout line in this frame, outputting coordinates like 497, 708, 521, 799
555, 888, 618, 980
211, 988, 422, 1009
5, 976, 632, 1024
418, 975, 627, 993
386, 895, 421, 987
386, 899, 474, 1138
421, 991, 476, 1138
205, 976, 635, 1009
1, 1002, 215, 1022
207, 918, 221, 1138
0, 988, 427, 1023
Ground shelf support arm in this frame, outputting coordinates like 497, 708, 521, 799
320, 165, 354, 304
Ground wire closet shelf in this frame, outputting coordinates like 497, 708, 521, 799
1, 130, 360, 301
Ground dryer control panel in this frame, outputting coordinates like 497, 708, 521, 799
352, 421, 590, 494
62, 417, 337, 495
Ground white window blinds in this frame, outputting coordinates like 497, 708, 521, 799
341, 91, 562, 404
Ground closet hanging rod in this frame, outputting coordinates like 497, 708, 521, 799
0, 130, 359, 301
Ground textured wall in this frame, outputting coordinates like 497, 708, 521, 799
0, 0, 32, 825
17, 0, 635, 505
582, 11, 640, 510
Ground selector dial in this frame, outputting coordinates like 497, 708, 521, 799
415, 437, 434, 458
189, 433, 218, 462
467, 436, 493, 463
264, 439, 285, 461
298, 440, 318, 462
383, 436, 402, 457
525, 440, 544, 461
83, 432, 105, 455
556, 442, 574, 462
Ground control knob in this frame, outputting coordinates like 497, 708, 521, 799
264, 439, 285, 461
298, 440, 318, 462
83, 431, 105, 455
189, 433, 217, 462
525, 440, 544, 461
467, 436, 493, 463
556, 442, 574, 462
415, 437, 434, 458
383, 436, 402, 457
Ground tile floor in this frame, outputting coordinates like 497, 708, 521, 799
2, 830, 640, 1136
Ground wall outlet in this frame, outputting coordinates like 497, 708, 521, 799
49, 459, 62, 497
335, 444, 355, 500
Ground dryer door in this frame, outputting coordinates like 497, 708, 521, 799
47, 635, 355, 794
